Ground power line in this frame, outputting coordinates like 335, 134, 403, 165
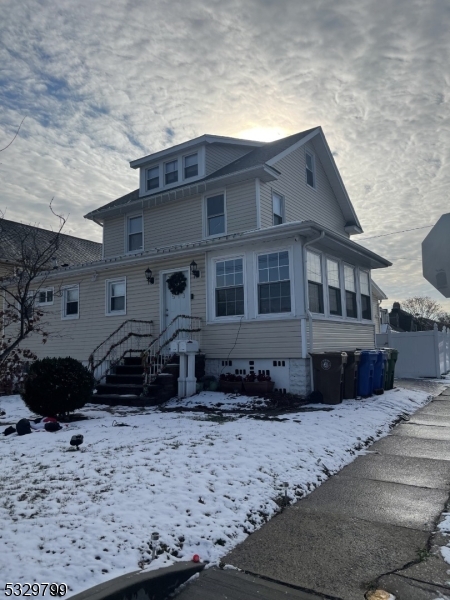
359, 225, 433, 241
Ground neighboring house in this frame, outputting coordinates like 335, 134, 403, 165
0, 219, 102, 277
16, 127, 391, 395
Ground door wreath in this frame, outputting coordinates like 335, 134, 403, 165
166, 271, 187, 295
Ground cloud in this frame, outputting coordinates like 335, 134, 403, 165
1, 0, 449, 309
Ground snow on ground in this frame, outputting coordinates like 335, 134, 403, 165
0, 388, 432, 597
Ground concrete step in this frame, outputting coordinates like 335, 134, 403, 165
96, 383, 144, 396
106, 374, 144, 385
115, 365, 144, 375
123, 356, 142, 366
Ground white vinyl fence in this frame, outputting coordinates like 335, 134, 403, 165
376, 325, 450, 379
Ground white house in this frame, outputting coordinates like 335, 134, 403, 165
18, 127, 391, 397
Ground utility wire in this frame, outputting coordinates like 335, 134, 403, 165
359, 225, 433, 241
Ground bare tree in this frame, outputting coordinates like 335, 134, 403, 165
0, 117, 26, 154
401, 296, 444, 321
0, 203, 67, 390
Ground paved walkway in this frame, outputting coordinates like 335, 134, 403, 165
176, 386, 450, 600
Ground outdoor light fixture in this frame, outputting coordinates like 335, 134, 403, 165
190, 260, 200, 278
151, 532, 160, 560
145, 267, 154, 285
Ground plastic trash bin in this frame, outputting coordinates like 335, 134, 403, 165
310, 352, 348, 405
343, 350, 361, 399
384, 348, 398, 390
373, 350, 388, 394
357, 350, 378, 397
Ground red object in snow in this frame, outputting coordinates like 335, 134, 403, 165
43, 417, 57, 423
192, 554, 200, 563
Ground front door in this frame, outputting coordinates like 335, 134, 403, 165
162, 269, 191, 330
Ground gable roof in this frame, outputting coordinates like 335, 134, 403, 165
0, 219, 102, 268
85, 127, 362, 232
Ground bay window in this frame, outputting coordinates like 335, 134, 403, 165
307, 251, 324, 314
344, 265, 357, 318
360, 271, 371, 320
327, 259, 342, 316
258, 251, 291, 314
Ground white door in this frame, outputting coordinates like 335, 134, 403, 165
163, 269, 191, 329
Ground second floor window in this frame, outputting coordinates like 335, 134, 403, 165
327, 259, 342, 316
215, 258, 244, 317
344, 265, 357, 318
62, 286, 79, 320
165, 160, 178, 185
306, 151, 315, 188
37, 288, 54, 305
272, 193, 284, 225
206, 194, 225, 236
184, 153, 198, 179
307, 251, 324, 314
128, 216, 143, 252
360, 271, 371, 320
146, 166, 159, 191
258, 251, 291, 314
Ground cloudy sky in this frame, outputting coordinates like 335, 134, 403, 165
1, 0, 449, 310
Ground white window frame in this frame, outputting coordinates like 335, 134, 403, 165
305, 150, 316, 189
255, 248, 294, 319
204, 191, 227, 239
343, 263, 358, 319
36, 287, 54, 306
164, 159, 179, 186
105, 277, 127, 317
325, 258, 342, 317
306, 250, 325, 315
126, 213, 144, 254
61, 285, 80, 321
359, 270, 372, 321
183, 152, 199, 181
272, 192, 285, 226
213, 255, 246, 321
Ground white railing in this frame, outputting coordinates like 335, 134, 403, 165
142, 315, 202, 384
88, 319, 154, 382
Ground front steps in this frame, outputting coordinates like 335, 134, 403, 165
92, 355, 178, 407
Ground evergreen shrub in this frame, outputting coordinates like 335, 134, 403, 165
22, 357, 94, 417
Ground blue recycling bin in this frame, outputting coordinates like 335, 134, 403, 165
357, 350, 378, 397
373, 350, 388, 393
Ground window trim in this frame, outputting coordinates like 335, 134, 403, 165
213, 255, 246, 321
326, 258, 342, 317
61, 284, 80, 321
204, 190, 227, 239
360, 270, 372, 321
146, 165, 160, 192
343, 263, 358, 319
272, 191, 285, 226
105, 277, 127, 317
125, 213, 144, 254
36, 287, 54, 306
255, 248, 293, 318
305, 150, 316, 189
164, 159, 179, 186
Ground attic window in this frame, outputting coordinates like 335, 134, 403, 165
184, 153, 198, 179
306, 151, 315, 188
165, 160, 178, 185
146, 166, 159, 191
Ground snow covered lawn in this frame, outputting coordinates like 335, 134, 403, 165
0, 388, 431, 597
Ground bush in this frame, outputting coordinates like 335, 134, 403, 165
21, 357, 94, 417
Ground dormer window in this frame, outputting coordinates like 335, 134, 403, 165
165, 160, 178, 185
184, 153, 198, 179
146, 166, 159, 191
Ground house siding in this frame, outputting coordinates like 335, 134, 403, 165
312, 320, 375, 351
143, 196, 203, 250
202, 319, 302, 359
260, 141, 348, 235
103, 216, 125, 258
226, 180, 257, 234
205, 144, 252, 176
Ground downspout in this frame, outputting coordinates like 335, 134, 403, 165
302, 231, 325, 391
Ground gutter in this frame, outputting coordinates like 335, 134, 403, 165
302, 231, 325, 392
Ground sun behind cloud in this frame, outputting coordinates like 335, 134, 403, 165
237, 127, 289, 142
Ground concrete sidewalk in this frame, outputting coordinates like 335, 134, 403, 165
176, 386, 450, 600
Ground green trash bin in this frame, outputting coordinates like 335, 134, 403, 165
384, 348, 398, 390
343, 350, 361, 399
310, 352, 348, 405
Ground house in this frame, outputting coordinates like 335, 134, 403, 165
15, 127, 391, 396
0, 219, 102, 278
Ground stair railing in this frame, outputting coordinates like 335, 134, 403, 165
142, 315, 202, 385
88, 319, 154, 382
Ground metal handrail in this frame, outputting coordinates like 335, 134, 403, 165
142, 315, 202, 385
88, 319, 153, 382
